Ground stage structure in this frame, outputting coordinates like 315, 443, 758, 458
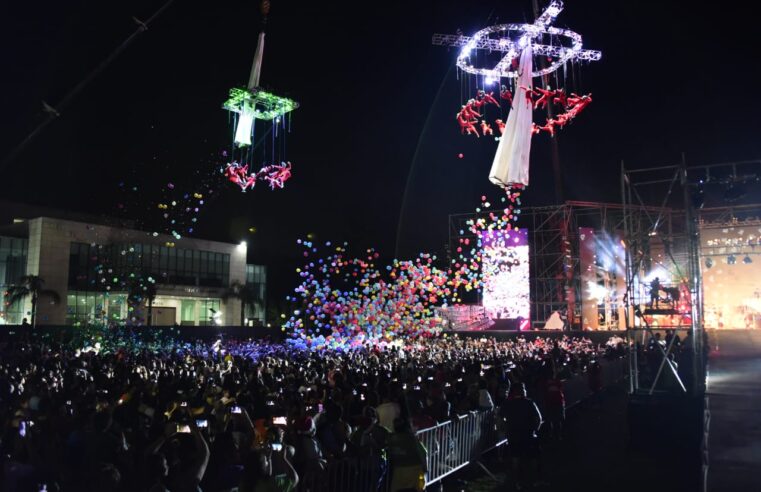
621, 157, 761, 395
449, 201, 651, 331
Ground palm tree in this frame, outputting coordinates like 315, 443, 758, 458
222, 281, 263, 326
127, 277, 158, 326
6, 275, 61, 327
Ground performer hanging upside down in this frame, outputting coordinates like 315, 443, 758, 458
264, 161, 292, 189
533, 87, 555, 110
553, 112, 570, 129
552, 88, 568, 107
566, 93, 592, 115
536, 119, 558, 137
242, 173, 258, 191
480, 120, 493, 136
459, 101, 482, 120
224, 163, 245, 187
495, 119, 506, 135
457, 113, 480, 137
519, 86, 535, 106
500, 85, 513, 106
478, 90, 500, 107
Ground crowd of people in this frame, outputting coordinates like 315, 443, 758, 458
0, 330, 626, 491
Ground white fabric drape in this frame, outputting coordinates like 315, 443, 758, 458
248, 32, 266, 89
489, 44, 533, 188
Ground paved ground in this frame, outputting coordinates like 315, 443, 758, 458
706, 330, 761, 491
441, 382, 700, 492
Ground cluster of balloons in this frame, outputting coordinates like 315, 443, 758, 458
284, 241, 464, 350
448, 188, 523, 298
283, 189, 523, 350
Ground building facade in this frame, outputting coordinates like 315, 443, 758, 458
0, 212, 266, 326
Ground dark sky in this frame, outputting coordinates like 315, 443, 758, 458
2, 0, 761, 301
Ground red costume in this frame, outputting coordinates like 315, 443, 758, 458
566, 93, 592, 113
457, 114, 479, 137
264, 162, 292, 189
480, 120, 493, 136
458, 101, 481, 120
500, 86, 513, 105
552, 89, 567, 107
495, 119, 506, 135
553, 112, 570, 129
520, 86, 535, 106
478, 90, 500, 107
533, 87, 555, 110
224, 163, 244, 187
539, 119, 558, 137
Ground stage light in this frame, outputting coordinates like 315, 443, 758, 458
743, 255, 753, 264
705, 257, 713, 269
727, 254, 736, 265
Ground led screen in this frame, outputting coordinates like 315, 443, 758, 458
480, 229, 530, 320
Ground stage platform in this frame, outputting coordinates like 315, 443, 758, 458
642, 307, 680, 316
450, 328, 624, 345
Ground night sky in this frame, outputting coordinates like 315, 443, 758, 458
2, 0, 761, 302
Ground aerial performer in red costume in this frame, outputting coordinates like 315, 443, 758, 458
222, 0, 298, 193
434, 0, 601, 187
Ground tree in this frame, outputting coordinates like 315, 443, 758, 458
222, 281, 263, 326
127, 276, 158, 326
6, 275, 61, 327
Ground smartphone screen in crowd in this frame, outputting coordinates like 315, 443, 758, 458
176, 424, 192, 433
231, 406, 242, 414
272, 416, 287, 426
271, 443, 283, 451
195, 419, 208, 428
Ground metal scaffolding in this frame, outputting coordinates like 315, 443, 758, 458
621, 157, 761, 395
450, 200, 640, 330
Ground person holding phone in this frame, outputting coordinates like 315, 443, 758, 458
239, 444, 298, 492
316, 402, 351, 459
144, 420, 210, 492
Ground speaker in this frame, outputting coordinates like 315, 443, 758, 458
489, 318, 521, 331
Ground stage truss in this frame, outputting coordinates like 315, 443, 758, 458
622, 157, 761, 395
450, 200, 643, 330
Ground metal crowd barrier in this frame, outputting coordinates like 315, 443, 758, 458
415, 408, 506, 487
299, 356, 626, 492
298, 410, 505, 492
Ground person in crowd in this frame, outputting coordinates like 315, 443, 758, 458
387, 418, 428, 492
0, 328, 622, 491
540, 368, 565, 440
376, 386, 401, 432
239, 445, 298, 492
477, 379, 495, 411
500, 382, 543, 490
292, 416, 326, 484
